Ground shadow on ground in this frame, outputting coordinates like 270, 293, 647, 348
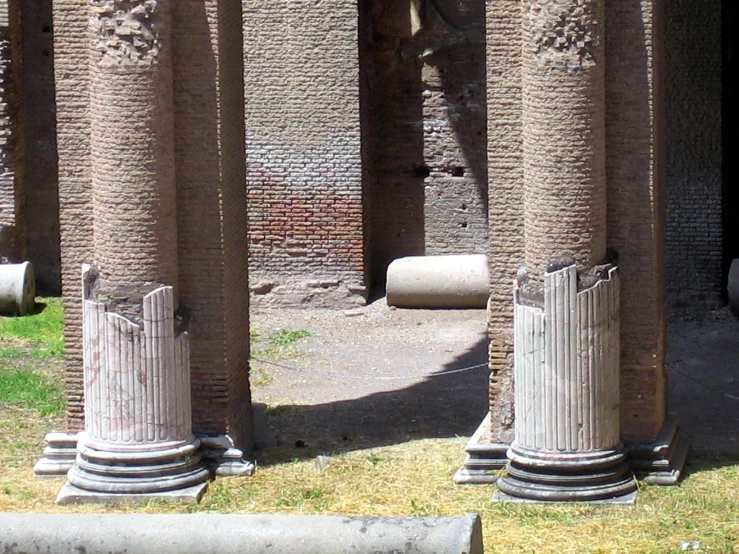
668, 308, 739, 470
254, 337, 489, 466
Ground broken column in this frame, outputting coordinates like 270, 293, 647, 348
57, 0, 209, 503
495, 0, 636, 502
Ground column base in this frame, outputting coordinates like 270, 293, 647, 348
495, 446, 637, 503
492, 489, 637, 505
33, 432, 79, 478
200, 435, 256, 477
56, 481, 208, 505
35, 432, 259, 479
453, 414, 509, 485
626, 414, 689, 485
59, 435, 211, 504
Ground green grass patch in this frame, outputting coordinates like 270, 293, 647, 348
0, 368, 65, 416
268, 328, 312, 347
0, 298, 64, 359
249, 328, 313, 372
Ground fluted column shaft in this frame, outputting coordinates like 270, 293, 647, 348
513, 266, 621, 454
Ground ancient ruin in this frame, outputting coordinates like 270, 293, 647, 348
0, 0, 730, 502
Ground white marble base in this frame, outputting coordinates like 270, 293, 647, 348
453, 414, 508, 485
56, 481, 208, 505
33, 432, 79, 479
200, 435, 255, 477
491, 489, 637, 505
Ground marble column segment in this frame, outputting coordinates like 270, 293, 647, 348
495, 0, 635, 502
496, 265, 635, 501
57, 0, 209, 503
60, 268, 208, 501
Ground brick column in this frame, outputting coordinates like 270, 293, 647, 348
495, 0, 635, 502
57, 0, 208, 503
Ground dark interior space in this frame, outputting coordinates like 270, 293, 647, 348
723, 0, 738, 299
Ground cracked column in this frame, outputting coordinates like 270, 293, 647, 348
495, 0, 636, 502
57, 0, 209, 504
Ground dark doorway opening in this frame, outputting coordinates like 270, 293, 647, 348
723, 0, 738, 301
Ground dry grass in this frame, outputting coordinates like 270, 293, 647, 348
2, 304, 739, 552
2, 423, 739, 553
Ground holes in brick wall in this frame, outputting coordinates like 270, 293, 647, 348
413, 165, 430, 178
460, 221, 468, 228
451, 166, 465, 177
41, 49, 50, 57
460, 203, 468, 211
42, 26, 51, 34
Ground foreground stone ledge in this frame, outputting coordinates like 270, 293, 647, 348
0, 513, 483, 554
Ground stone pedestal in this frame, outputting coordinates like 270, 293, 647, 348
33, 432, 78, 478
57, 267, 209, 504
627, 414, 689, 485
453, 414, 507, 484
495, 264, 636, 502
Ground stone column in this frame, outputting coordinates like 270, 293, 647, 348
58, 0, 208, 503
495, 0, 635, 502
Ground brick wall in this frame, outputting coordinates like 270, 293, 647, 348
605, 0, 668, 443
25, 1, 727, 311
362, 0, 425, 284
0, 1, 17, 257
485, 0, 523, 444
17, 0, 59, 294
243, 0, 366, 307
363, 0, 488, 288
53, 0, 93, 431
420, 0, 488, 257
665, 0, 723, 312
0, 0, 60, 291
0, 0, 24, 262
173, 0, 252, 448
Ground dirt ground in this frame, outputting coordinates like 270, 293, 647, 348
249, 298, 739, 462
249, 299, 490, 458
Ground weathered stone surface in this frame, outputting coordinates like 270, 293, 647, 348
453, 413, 507, 485
0, 513, 484, 554
33, 432, 78, 478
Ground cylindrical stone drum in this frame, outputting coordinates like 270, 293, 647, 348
386, 255, 489, 308
0, 261, 35, 315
